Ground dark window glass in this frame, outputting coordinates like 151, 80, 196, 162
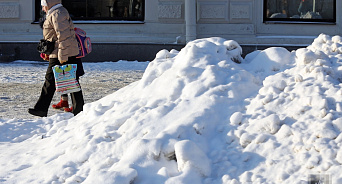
35, 0, 144, 22
264, 0, 336, 23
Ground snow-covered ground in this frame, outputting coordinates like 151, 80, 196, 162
0, 60, 147, 119
1, 34, 342, 184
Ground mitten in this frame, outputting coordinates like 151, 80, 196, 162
40, 53, 49, 61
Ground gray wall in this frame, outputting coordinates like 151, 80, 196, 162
0, 42, 305, 62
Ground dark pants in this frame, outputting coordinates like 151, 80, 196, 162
34, 56, 85, 116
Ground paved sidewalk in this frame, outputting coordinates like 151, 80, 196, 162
0, 62, 146, 119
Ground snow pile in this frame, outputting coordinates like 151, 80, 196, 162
1, 34, 342, 183
233, 34, 342, 183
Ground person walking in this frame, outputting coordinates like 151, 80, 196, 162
28, 0, 85, 117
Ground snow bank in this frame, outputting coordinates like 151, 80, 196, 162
234, 33, 342, 183
1, 34, 342, 184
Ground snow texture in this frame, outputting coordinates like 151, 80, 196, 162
1, 34, 342, 183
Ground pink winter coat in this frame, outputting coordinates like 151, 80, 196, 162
43, 0, 79, 62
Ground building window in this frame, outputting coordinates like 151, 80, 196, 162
35, 0, 144, 22
264, 0, 336, 23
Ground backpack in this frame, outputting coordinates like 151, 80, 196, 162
74, 27, 92, 58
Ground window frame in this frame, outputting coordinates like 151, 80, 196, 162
263, 0, 336, 24
34, 0, 145, 23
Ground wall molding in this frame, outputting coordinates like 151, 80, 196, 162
197, 1, 229, 23
230, 1, 253, 23
0, 3, 19, 19
158, 2, 182, 19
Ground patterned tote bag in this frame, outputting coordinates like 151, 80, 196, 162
52, 64, 81, 95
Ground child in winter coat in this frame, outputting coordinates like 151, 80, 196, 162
28, 0, 84, 117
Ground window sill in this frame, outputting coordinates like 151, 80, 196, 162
264, 21, 336, 25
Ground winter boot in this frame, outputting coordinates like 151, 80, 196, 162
28, 108, 47, 117
52, 96, 69, 109
64, 107, 73, 113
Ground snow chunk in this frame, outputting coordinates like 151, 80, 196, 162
230, 112, 243, 125
259, 114, 282, 134
276, 124, 293, 139
337, 148, 342, 164
239, 171, 253, 183
332, 118, 342, 132
296, 48, 317, 65
239, 133, 255, 147
315, 121, 338, 139
174, 140, 211, 177
295, 74, 303, 82
262, 94, 273, 104
254, 134, 269, 144
245, 47, 293, 74
224, 40, 243, 63
263, 78, 287, 91
156, 49, 178, 59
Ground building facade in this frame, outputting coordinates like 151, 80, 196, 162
0, 0, 339, 61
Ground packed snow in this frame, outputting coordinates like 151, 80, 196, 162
1, 33, 342, 184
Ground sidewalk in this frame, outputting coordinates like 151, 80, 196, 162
0, 61, 147, 119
